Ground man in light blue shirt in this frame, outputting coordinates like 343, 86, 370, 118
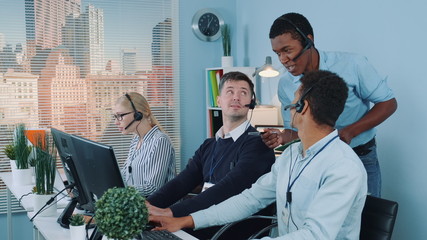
149, 70, 368, 239
261, 12, 397, 197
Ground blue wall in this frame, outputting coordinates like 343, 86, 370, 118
179, 1, 237, 166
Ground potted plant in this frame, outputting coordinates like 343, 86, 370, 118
221, 24, 233, 67
32, 131, 57, 217
69, 214, 86, 240
95, 187, 148, 240
4, 144, 16, 169
11, 123, 33, 185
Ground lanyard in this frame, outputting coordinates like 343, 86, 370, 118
209, 138, 235, 182
286, 135, 339, 203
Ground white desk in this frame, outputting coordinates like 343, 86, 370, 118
1, 172, 198, 240
0, 172, 69, 240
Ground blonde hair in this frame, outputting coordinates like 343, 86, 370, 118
116, 92, 162, 130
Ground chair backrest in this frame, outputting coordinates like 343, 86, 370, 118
360, 195, 398, 240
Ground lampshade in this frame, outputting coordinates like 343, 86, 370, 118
253, 56, 279, 78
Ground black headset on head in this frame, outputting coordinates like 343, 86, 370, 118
279, 16, 314, 62
295, 86, 314, 113
283, 86, 315, 113
284, 74, 336, 113
245, 91, 257, 110
124, 93, 143, 129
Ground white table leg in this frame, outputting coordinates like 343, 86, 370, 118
7, 188, 13, 240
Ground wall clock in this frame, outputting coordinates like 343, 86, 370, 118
192, 8, 224, 41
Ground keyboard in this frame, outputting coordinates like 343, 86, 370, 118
139, 230, 183, 240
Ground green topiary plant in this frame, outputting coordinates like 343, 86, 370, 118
95, 187, 148, 240
14, 123, 32, 169
33, 132, 56, 195
221, 24, 231, 56
69, 214, 85, 226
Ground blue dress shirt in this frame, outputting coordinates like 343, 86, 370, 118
191, 130, 367, 239
278, 50, 395, 147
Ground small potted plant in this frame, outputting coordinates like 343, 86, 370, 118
221, 24, 233, 67
32, 131, 57, 217
4, 144, 16, 169
69, 214, 86, 240
11, 123, 33, 185
95, 187, 148, 240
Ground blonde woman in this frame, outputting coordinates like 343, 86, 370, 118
114, 92, 175, 197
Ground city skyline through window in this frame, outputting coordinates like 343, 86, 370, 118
0, 0, 180, 214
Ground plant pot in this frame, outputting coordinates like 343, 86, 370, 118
69, 224, 86, 240
12, 168, 33, 186
221, 56, 234, 67
10, 160, 17, 170
33, 193, 57, 217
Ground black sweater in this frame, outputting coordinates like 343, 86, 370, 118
147, 126, 275, 217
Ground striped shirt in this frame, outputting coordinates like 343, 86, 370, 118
121, 125, 176, 197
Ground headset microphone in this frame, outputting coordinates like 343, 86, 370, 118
124, 119, 136, 130
244, 92, 257, 109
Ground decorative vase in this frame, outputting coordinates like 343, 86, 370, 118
69, 224, 86, 240
221, 56, 234, 67
33, 193, 57, 217
12, 168, 33, 186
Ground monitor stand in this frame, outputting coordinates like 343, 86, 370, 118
57, 197, 78, 228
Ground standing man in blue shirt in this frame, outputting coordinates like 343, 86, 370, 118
262, 12, 397, 197
149, 70, 368, 239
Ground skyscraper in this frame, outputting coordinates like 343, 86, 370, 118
63, 5, 105, 77
121, 49, 138, 75
25, 0, 81, 62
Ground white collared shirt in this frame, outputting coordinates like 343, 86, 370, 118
215, 120, 250, 142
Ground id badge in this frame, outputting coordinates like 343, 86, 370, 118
202, 182, 214, 192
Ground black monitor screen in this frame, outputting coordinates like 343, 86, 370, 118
51, 128, 124, 227
51, 128, 90, 208
70, 132, 124, 211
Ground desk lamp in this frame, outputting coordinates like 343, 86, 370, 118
253, 56, 279, 78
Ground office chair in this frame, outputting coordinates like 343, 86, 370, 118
210, 202, 277, 240
360, 195, 399, 240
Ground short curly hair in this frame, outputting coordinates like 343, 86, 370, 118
299, 70, 348, 127
269, 12, 314, 47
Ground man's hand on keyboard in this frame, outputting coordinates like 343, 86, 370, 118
146, 201, 173, 217
149, 215, 195, 233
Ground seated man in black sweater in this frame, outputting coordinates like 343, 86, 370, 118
146, 71, 276, 238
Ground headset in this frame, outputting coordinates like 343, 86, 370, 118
245, 92, 257, 110
284, 73, 338, 113
283, 86, 314, 113
279, 16, 314, 62
124, 93, 143, 130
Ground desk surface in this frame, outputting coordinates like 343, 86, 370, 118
28, 208, 198, 240
0, 172, 69, 211
1, 172, 198, 240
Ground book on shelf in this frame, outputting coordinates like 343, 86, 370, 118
207, 69, 223, 107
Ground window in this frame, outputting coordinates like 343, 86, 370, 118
0, 0, 180, 214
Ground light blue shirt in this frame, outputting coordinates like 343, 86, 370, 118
278, 50, 395, 147
191, 130, 367, 239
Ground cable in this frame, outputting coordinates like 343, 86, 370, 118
18, 191, 33, 207
30, 183, 75, 222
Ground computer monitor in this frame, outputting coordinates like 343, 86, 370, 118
51, 128, 124, 228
